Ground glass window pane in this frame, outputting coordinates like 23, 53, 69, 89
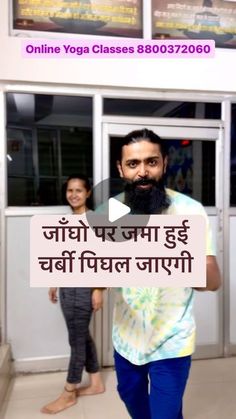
7, 93, 93, 206
38, 129, 58, 176
104, 99, 221, 119
109, 137, 215, 206
37, 179, 58, 206
61, 128, 93, 178
7, 128, 33, 176
231, 103, 236, 206
8, 177, 35, 206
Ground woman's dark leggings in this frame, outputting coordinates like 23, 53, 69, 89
60, 287, 99, 384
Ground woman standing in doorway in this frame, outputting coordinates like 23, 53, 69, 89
41, 174, 105, 415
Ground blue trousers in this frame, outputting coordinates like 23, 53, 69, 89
114, 350, 191, 419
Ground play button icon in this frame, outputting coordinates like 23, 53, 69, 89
108, 198, 130, 222
86, 178, 150, 242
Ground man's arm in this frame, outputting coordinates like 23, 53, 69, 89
194, 255, 222, 292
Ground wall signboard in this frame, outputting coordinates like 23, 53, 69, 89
13, 0, 143, 38
152, 0, 236, 48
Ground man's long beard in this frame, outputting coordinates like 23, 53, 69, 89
124, 177, 170, 214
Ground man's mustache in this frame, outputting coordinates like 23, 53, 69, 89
125, 178, 158, 188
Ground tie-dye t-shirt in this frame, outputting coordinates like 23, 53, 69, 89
112, 189, 215, 365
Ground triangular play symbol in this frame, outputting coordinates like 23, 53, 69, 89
108, 198, 130, 222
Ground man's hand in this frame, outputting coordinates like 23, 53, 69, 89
194, 255, 222, 291
49, 287, 58, 303
92, 289, 103, 311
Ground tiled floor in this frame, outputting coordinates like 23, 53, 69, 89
1, 358, 236, 419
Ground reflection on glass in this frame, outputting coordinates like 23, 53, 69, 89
61, 128, 92, 177
104, 99, 221, 119
38, 130, 58, 176
7, 129, 33, 177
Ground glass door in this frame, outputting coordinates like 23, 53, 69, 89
101, 119, 223, 366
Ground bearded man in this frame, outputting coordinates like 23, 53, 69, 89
112, 128, 221, 419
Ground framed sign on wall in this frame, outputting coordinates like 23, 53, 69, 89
152, 0, 236, 48
13, 0, 143, 38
